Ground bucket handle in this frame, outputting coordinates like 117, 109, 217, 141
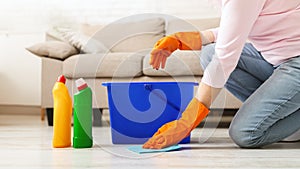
144, 84, 181, 112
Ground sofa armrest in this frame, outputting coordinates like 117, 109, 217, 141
41, 57, 63, 108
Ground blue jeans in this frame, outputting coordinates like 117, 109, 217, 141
200, 43, 300, 148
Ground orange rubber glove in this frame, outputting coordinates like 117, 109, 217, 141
143, 98, 209, 149
149, 32, 202, 69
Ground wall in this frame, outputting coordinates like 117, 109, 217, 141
0, 33, 43, 106
0, 0, 220, 106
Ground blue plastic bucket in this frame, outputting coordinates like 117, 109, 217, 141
102, 82, 198, 144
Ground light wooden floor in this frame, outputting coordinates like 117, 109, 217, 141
1, 114, 300, 169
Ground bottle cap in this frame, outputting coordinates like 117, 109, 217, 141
57, 75, 66, 84
76, 78, 88, 91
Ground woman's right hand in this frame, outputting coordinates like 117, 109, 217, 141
142, 98, 209, 149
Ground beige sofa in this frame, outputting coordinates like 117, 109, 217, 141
30, 15, 242, 125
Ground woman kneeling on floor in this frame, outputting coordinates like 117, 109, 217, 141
143, 0, 300, 149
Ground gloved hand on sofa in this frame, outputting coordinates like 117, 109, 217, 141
142, 98, 209, 149
149, 31, 214, 69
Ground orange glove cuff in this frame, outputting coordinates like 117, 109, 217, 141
152, 98, 209, 138
172, 32, 202, 50
181, 98, 209, 131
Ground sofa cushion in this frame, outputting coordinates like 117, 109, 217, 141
92, 18, 165, 52
143, 50, 203, 77
26, 41, 78, 60
57, 28, 110, 54
80, 23, 103, 37
46, 28, 110, 54
63, 52, 144, 78
166, 18, 220, 35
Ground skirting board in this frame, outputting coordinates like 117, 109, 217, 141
0, 105, 40, 115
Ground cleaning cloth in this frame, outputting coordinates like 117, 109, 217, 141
128, 145, 181, 154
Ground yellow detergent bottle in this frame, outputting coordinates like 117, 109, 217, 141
52, 75, 72, 148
